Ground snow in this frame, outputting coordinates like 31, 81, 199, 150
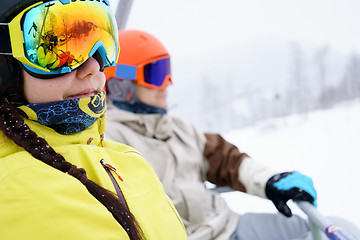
222, 99, 360, 227
111, 0, 360, 228
114, 1, 360, 134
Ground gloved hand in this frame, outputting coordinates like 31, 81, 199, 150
265, 171, 317, 217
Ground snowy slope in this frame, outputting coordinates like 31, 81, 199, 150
223, 99, 360, 227
167, 39, 350, 132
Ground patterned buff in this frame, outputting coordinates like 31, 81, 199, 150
17, 91, 107, 134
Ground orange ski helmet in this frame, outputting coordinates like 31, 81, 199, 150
104, 30, 172, 90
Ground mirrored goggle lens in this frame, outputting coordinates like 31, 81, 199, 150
22, 0, 118, 74
143, 58, 171, 87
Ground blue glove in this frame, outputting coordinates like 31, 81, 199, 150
265, 171, 317, 217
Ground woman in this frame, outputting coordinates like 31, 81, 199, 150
0, 1, 186, 239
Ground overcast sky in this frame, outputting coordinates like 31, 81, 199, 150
113, 0, 360, 57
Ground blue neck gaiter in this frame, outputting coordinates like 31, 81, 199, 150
17, 91, 107, 135
112, 100, 167, 115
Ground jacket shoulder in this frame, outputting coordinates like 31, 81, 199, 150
170, 115, 206, 147
103, 138, 143, 155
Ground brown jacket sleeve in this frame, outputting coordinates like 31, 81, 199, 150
204, 133, 249, 192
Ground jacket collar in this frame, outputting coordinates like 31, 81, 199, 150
0, 115, 107, 158
107, 102, 172, 141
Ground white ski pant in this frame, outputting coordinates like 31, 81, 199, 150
230, 213, 360, 240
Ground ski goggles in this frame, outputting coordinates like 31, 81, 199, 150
115, 57, 172, 89
0, 0, 119, 78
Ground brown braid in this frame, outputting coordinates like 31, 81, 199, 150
0, 97, 144, 240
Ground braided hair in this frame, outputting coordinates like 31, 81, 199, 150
0, 90, 144, 239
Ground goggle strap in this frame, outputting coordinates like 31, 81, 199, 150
0, 24, 12, 54
115, 64, 137, 80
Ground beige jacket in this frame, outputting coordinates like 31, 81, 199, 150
105, 103, 256, 240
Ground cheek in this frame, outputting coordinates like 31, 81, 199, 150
23, 79, 41, 103
23, 81, 53, 103
22, 70, 77, 103
23, 78, 68, 104
98, 72, 106, 89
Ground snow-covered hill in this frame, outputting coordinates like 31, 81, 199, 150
118, 0, 360, 134
167, 38, 353, 133
223, 99, 360, 228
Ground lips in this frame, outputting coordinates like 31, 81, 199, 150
66, 89, 97, 100
158, 91, 168, 99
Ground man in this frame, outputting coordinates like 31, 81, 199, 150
104, 30, 355, 240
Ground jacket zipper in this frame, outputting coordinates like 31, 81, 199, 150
100, 159, 128, 208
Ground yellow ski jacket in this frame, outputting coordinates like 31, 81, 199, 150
0, 116, 186, 239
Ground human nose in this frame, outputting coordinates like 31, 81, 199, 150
165, 76, 172, 87
76, 57, 100, 79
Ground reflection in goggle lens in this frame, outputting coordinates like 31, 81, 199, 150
21, 0, 118, 74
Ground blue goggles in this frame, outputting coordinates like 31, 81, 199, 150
115, 57, 172, 89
